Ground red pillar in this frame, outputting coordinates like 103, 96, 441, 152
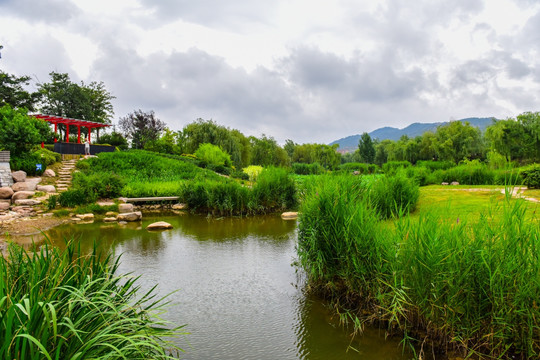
77, 126, 81, 143
66, 124, 69, 143
87, 127, 91, 143
54, 123, 57, 142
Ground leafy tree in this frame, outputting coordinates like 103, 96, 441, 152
374, 139, 393, 166
0, 71, 40, 110
358, 132, 375, 164
517, 112, 540, 162
37, 72, 114, 139
418, 132, 438, 161
485, 119, 525, 162
250, 135, 289, 167
144, 128, 181, 154
434, 121, 483, 163
96, 131, 128, 150
0, 105, 52, 156
194, 143, 232, 167
119, 109, 165, 149
181, 119, 250, 168
284, 139, 296, 158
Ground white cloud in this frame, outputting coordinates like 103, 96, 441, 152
0, 0, 539, 144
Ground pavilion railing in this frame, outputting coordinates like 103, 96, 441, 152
53, 142, 116, 155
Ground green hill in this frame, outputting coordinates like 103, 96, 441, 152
330, 117, 494, 152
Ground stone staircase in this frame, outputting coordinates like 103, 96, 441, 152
55, 159, 78, 192
0, 151, 13, 187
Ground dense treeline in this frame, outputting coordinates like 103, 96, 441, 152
1, 68, 538, 174
345, 114, 539, 166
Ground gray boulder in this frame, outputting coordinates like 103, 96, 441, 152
76, 213, 95, 221
146, 221, 173, 230
43, 169, 56, 177
281, 211, 298, 220
0, 187, 14, 199
11, 171, 26, 182
14, 199, 41, 206
0, 202, 10, 211
117, 211, 142, 222
118, 203, 134, 213
36, 185, 56, 193
12, 191, 35, 201
12, 182, 28, 192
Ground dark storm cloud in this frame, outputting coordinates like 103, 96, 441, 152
282, 47, 431, 103
90, 44, 303, 139
0, 0, 79, 23
451, 51, 533, 89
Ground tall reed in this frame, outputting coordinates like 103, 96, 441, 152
297, 176, 540, 359
0, 239, 185, 359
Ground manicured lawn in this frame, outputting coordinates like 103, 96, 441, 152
415, 185, 539, 223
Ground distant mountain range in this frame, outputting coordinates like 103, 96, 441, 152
330, 117, 495, 153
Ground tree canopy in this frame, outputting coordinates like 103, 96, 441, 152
0, 105, 52, 156
38, 72, 115, 124
119, 109, 165, 149
0, 71, 40, 111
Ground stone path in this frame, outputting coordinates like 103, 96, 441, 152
55, 159, 78, 192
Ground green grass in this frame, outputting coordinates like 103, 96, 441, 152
76, 151, 298, 215
297, 174, 540, 359
415, 185, 539, 224
0, 239, 186, 359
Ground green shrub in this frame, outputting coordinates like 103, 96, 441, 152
32, 147, 61, 165
297, 177, 540, 359
382, 161, 411, 175
53, 209, 70, 217
10, 152, 46, 176
298, 175, 385, 289
252, 167, 297, 211
75, 160, 90, 171
0, 240, 184, 359
416, 160, 455, 171
338, 162, 370, 174
74, 203, 119, 214
194, 143, 232, 167
369, 174, 420, 219
405, 166, 431, 186
231, 170, 249, 180
58, 189, 95, 207
72, 172, 125, 199
292, 162, 325, 175
441, 161, 495, 185
181, 167, 297, 215
242, 165, 263, 181
47, 195, 58, 210
522, 166, 540, 189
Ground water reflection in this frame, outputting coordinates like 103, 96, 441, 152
36, 213, 411, 360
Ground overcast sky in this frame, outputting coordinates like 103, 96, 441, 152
1, 0, 539, 144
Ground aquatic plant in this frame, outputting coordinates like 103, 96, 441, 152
297, 177, 540, 359
0, 239, 185, 359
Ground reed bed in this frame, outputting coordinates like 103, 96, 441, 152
297, 174, 540, 359
0, 240, 185, 359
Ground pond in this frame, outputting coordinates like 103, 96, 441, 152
40, 213, 413, 360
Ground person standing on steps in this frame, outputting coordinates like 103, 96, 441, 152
85, 138, 90, 156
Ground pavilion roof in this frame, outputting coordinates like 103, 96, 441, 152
32, 114, 111, 128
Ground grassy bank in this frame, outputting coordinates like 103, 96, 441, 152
67, 150, 297, 215
297, 174, 540, 359
0, 239, 185, 359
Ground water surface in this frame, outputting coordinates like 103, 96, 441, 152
43, 213, 412, 360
